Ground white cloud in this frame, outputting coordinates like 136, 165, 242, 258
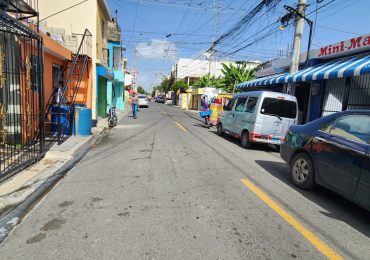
135, 39, 178, 60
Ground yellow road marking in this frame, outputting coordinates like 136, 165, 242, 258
240, 178, 343, 260
175, 121, 187, 132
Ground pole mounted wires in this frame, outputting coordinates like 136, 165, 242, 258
207, 0, 283, 53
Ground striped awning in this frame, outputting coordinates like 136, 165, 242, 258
236, 54, 370, 88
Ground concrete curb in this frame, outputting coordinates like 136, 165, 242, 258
0, 108, 129, 243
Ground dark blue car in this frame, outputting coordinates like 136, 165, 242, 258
280, 111, 370, 211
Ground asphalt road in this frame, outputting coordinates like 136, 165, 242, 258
1, 103, 370, 259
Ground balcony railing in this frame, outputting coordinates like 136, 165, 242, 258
72, 30, 92, 58
3, 0, 39, 19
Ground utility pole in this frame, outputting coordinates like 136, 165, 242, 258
132, 49, 138, 92
288, 0, 307, 93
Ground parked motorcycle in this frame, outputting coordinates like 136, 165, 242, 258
108, 106, 117, 128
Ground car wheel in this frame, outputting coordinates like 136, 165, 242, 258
290, 153, 315, 189
241, 130, 252, 148
217, 123, 224, 136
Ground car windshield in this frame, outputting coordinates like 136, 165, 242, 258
261, 97, 297, 119
139, 95, 146, 99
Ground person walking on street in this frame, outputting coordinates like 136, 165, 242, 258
131, 92, 139, 119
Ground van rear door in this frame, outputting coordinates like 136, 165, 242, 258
259, 97, 297, 141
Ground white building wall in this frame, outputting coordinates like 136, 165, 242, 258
175, 58, 259, 80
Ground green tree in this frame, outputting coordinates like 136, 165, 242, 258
193, 74, 224, 89
151, 86, 157, 97
221, 62, 255, 93
171, 80, 188, 93
137, 86, 146, 94
156, 77, 171, 93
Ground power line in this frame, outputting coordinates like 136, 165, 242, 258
316, 25, 361, 36
219, 0, 339, 58
114, 0, 252, 14
40, 0, 89, 22
125, 0, 140, 52
209, 0, 283, 52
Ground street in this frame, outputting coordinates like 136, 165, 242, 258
1, 103, 370, 259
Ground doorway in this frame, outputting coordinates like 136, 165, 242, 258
294, 83, 311, 124
98, 77, 107, 118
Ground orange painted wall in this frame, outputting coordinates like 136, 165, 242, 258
43, 32, 92, 109
43, 52, 64, 106
68, 59, 93, 109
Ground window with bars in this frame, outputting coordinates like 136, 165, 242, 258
113, 46, 121, 71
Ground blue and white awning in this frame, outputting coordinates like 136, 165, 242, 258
236, 54, 370, 89
235, 73, 289, 88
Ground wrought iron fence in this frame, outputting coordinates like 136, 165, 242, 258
0, 11, 45, 182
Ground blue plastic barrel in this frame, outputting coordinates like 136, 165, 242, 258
51, 105, 72, 134
74, 103, 87, 109
74, 107, 92, 136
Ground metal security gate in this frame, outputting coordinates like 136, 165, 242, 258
322, 75, 370, 117
348, 74, 370, 110
0, 11, 45, 181
321, 78, 346, 116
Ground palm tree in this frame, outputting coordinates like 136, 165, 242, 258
221, 62, 255, 93
194, 74, 224, 89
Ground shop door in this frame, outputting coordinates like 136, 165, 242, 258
294, 83, 311, 124
348, 74, 370, 110
308, 82, 322, 122
321, 78, 346, 116
98, 77, 107, 118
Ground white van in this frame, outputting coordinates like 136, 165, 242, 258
217, 91, 298, 148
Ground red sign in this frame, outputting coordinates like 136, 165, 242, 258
317, 34, 370, 58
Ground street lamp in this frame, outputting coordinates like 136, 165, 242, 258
280, 5, 313, 66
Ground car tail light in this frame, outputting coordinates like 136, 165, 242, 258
249, 132, 260, 141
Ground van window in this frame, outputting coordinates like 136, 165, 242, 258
260, 97, 297, 119
246, 97, 258, 113
225, 98, 236, 111
235, 97, 247, 112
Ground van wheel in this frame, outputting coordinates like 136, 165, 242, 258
217, 123, 224, 136
290, 153, 315, 189
241, 131, 252, 148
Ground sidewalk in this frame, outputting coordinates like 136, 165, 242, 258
0, 108, 129, 242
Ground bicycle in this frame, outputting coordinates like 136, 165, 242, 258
199, 110, 211, 129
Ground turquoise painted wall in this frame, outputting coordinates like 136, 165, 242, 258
113, 83, 125, 110
108, 41, 125, 111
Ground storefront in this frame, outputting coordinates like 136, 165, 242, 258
236, 33, 370, 123
96, 65, 113, 118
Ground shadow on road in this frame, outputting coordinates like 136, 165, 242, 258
210, 132, 279, 153
193, 123, 214, 129
255, 160, 370, 239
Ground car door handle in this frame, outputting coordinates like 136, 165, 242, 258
315, 136, 327, 142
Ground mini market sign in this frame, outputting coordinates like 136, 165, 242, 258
254, 33, 370, 77
314, 33, 370, 59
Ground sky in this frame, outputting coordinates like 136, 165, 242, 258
107, 0, 370, 92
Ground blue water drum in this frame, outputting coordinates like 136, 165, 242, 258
74, 107, 92, 136
51, 105, 72, 134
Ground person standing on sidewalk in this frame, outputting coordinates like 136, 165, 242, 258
131, 92, 139, 119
